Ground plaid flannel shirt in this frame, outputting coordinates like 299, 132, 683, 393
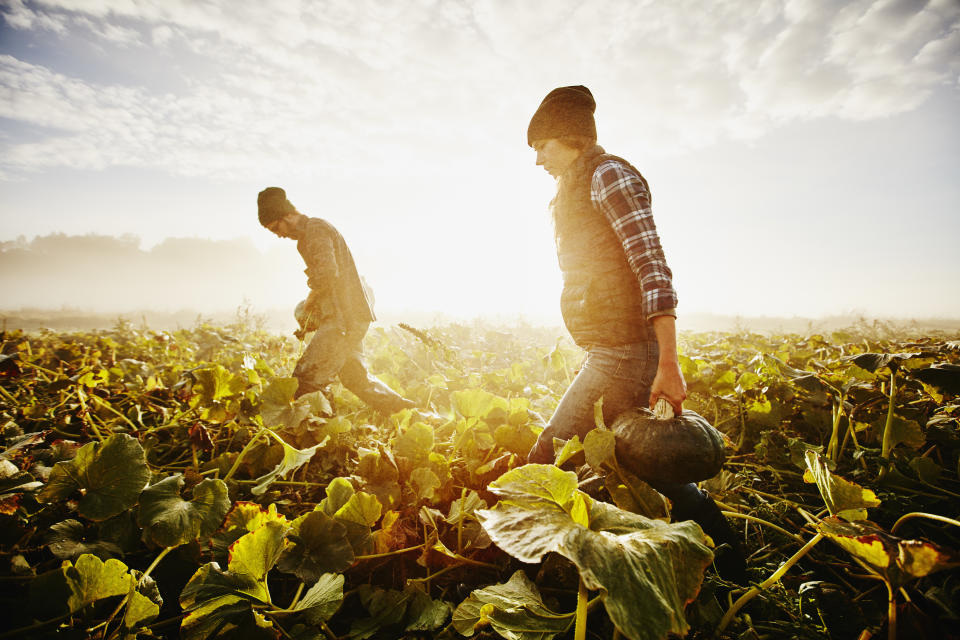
590, 158, 678, 319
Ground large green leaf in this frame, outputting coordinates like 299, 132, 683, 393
138, 475, 231, 548
452, 570, 571, 639
228, 520, 289, 588
453, 389, 509, 421
818, 517, 960, 590
29, 554, 160, 627
348, 584, 452, 639
180, 521, 289, 640
179, 563, 277, 640
37, 433, 150, 521
46, 519, 123, 560
259, 376, 330, 430
250, 432, 322, 496
277, 511, 355, 580
211, 502, 289, 564
803, 450, 880, 521
394, 421, 434, 461
293, 573, 345, 624
478, 464, 713, 640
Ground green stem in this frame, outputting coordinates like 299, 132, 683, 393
288, 582, 305, 610
353, 544, 423, 561
574, 577, 588, 640
880, 371, 897, 461
827, 398, 844, 461
722, 511, 806, 544
223, 428, 266, 482
89, 394, 139, 431
0, 611, 75, 639
718, 532, 824, 632
886, 580, 897, 640
891, 512, 960, 535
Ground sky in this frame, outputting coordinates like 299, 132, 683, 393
1, 0, 958, 326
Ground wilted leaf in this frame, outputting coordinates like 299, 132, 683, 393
138, 475, 231, 548
583, 428, 616, 470
250, 433, 322, 496
452, 570, 571, 639
604, 470, 668, 520
803, 450, 880, 521
818, 517, 960, 590
38, 433, 150, 521
886, 415, 925, 452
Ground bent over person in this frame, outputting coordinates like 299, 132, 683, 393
257, 187, 415, 414
523, 86, 746, 583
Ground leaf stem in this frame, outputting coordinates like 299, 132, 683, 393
223, 428, 266, 482
890, 512, 960, 535
718, 532, 824, 632
353, 544, 423, 561
721, 511, 805, 544
574, 577, 588, 640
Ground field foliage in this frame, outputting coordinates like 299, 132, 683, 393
1, 319, 959, 640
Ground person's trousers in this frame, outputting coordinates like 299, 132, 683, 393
529, 342, 717, 525
293, 322, 413, 414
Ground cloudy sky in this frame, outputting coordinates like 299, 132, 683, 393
1, 0, 958, 324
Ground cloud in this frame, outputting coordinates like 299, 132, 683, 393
0, 0, 958, 179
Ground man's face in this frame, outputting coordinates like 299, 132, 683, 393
266, 214, 298, 239
533, 138, 581, 178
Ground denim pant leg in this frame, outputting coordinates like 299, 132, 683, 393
528, 342, 658, 462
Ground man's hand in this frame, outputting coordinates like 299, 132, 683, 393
649, 360, 687, 415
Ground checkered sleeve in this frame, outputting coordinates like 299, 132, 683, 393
591, 159, 678, 318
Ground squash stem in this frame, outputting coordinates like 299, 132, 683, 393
574, 577, 588, 640
718, 532, 823, 632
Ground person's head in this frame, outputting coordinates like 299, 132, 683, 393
527, 85, 597, 178
257, 187, 300, 239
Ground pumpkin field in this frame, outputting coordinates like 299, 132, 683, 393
0, 318, 958, 640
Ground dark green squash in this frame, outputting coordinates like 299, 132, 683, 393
612, 402, 726, 485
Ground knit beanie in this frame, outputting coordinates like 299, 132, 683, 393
526, 85, 597, 146
257, 187, 290, 227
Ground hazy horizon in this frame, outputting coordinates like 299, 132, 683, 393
2, 1, 959, 322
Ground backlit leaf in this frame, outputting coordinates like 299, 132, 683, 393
277, 511, 354, 580
138, 475, 231, 548
452, 570, 571, 638
818, 517, 960, 590
250, 433, 322, 496
38, 433, 150, 521
803, 450, 880, 520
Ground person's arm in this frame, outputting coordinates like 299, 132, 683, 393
298, 220, 344, 329
592, 160, 686, 412
649, 315, 687, 414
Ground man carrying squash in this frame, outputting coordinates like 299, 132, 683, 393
523, 86, 746, 583
257, 187, 415, 415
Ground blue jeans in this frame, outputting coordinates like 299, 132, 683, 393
527, 341, 708, 516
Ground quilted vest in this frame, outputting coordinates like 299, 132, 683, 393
552, 146, 651, 348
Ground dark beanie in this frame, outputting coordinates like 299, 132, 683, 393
527, 85, 597, 146
257, 187, 289, 226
